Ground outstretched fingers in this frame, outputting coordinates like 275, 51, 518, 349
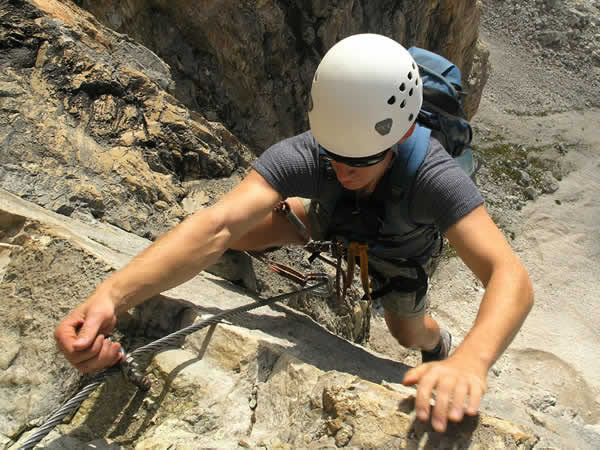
448, 378, 469, 422
403, 361, 487, 432
466, 376, 486, 416
430, 371, 460, 431
409, 364, 438, 422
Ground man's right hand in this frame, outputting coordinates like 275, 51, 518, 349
54, 294, 122, 373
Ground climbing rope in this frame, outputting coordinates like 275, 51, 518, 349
18, 280, 327, 450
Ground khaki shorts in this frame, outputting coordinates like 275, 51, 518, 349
301, 198, 439, 318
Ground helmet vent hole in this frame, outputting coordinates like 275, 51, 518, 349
409, 113, 414, 122
314, 71, 319, 82
409, 88, 414, 97
375, 118, 393, 136
408, 71, 413, 80
399, 83, 406, 92
412, 62, 416, 70
415, 78, 419, 86
387, 96, 396, 105
400, 99, 406, 109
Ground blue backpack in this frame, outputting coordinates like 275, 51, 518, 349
400, 47, 478, 180
382, 47, 479, 229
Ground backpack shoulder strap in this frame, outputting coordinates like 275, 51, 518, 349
387, 124, 431, 226
391, 124, 431, 194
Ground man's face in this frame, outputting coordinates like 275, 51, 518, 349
328, 123, 415, 192
329, 152, 393, 192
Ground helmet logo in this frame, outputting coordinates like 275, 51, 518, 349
375, 118, 393, 136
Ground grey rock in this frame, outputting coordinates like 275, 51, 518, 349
518, 169, 532, 186
525, 187, 539, 201
566, 8, 590, 28
205, 249, 258, 293
543, 0, 562, 9
77, 0, 489, 147
0, 434, 11, 447
541, 172, 560, 193
0, 81, 26, 97
537, 30, 566, 48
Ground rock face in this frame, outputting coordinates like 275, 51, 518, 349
0, 0, 254, 238
75, 0, 489, 149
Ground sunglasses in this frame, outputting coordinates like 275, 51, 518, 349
320, 146, 391, 168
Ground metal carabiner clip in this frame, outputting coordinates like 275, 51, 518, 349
119, 347, 152, 391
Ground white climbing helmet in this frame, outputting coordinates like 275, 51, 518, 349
308, 33, 423, 158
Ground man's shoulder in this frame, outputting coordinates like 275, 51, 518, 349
424, 136, 453, 161
416, 136, 465, 178
258, 130, 320, 170
253, 131, 322, 200
270, 130, 318, 153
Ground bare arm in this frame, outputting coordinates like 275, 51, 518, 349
55, 170, 282, 372
445, 204, 533, 371
404, 204, 533, 431
104, 170, 282, 313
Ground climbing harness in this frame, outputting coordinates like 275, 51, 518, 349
272, 201, 372, 303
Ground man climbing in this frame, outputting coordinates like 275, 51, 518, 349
54, 34, 533, 432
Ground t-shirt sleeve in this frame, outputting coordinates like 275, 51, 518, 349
410, 138, 484, 233
252, 131, 322, 200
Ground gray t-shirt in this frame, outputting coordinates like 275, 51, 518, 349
253, 131, 483, 234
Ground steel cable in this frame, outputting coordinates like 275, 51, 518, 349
19, 368, 120, 450
18, 281, 325, 449
130, 281, 326, 359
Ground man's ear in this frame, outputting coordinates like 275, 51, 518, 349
397, 123, 416, 144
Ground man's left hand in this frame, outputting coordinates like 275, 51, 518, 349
402, 357, 488, 432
